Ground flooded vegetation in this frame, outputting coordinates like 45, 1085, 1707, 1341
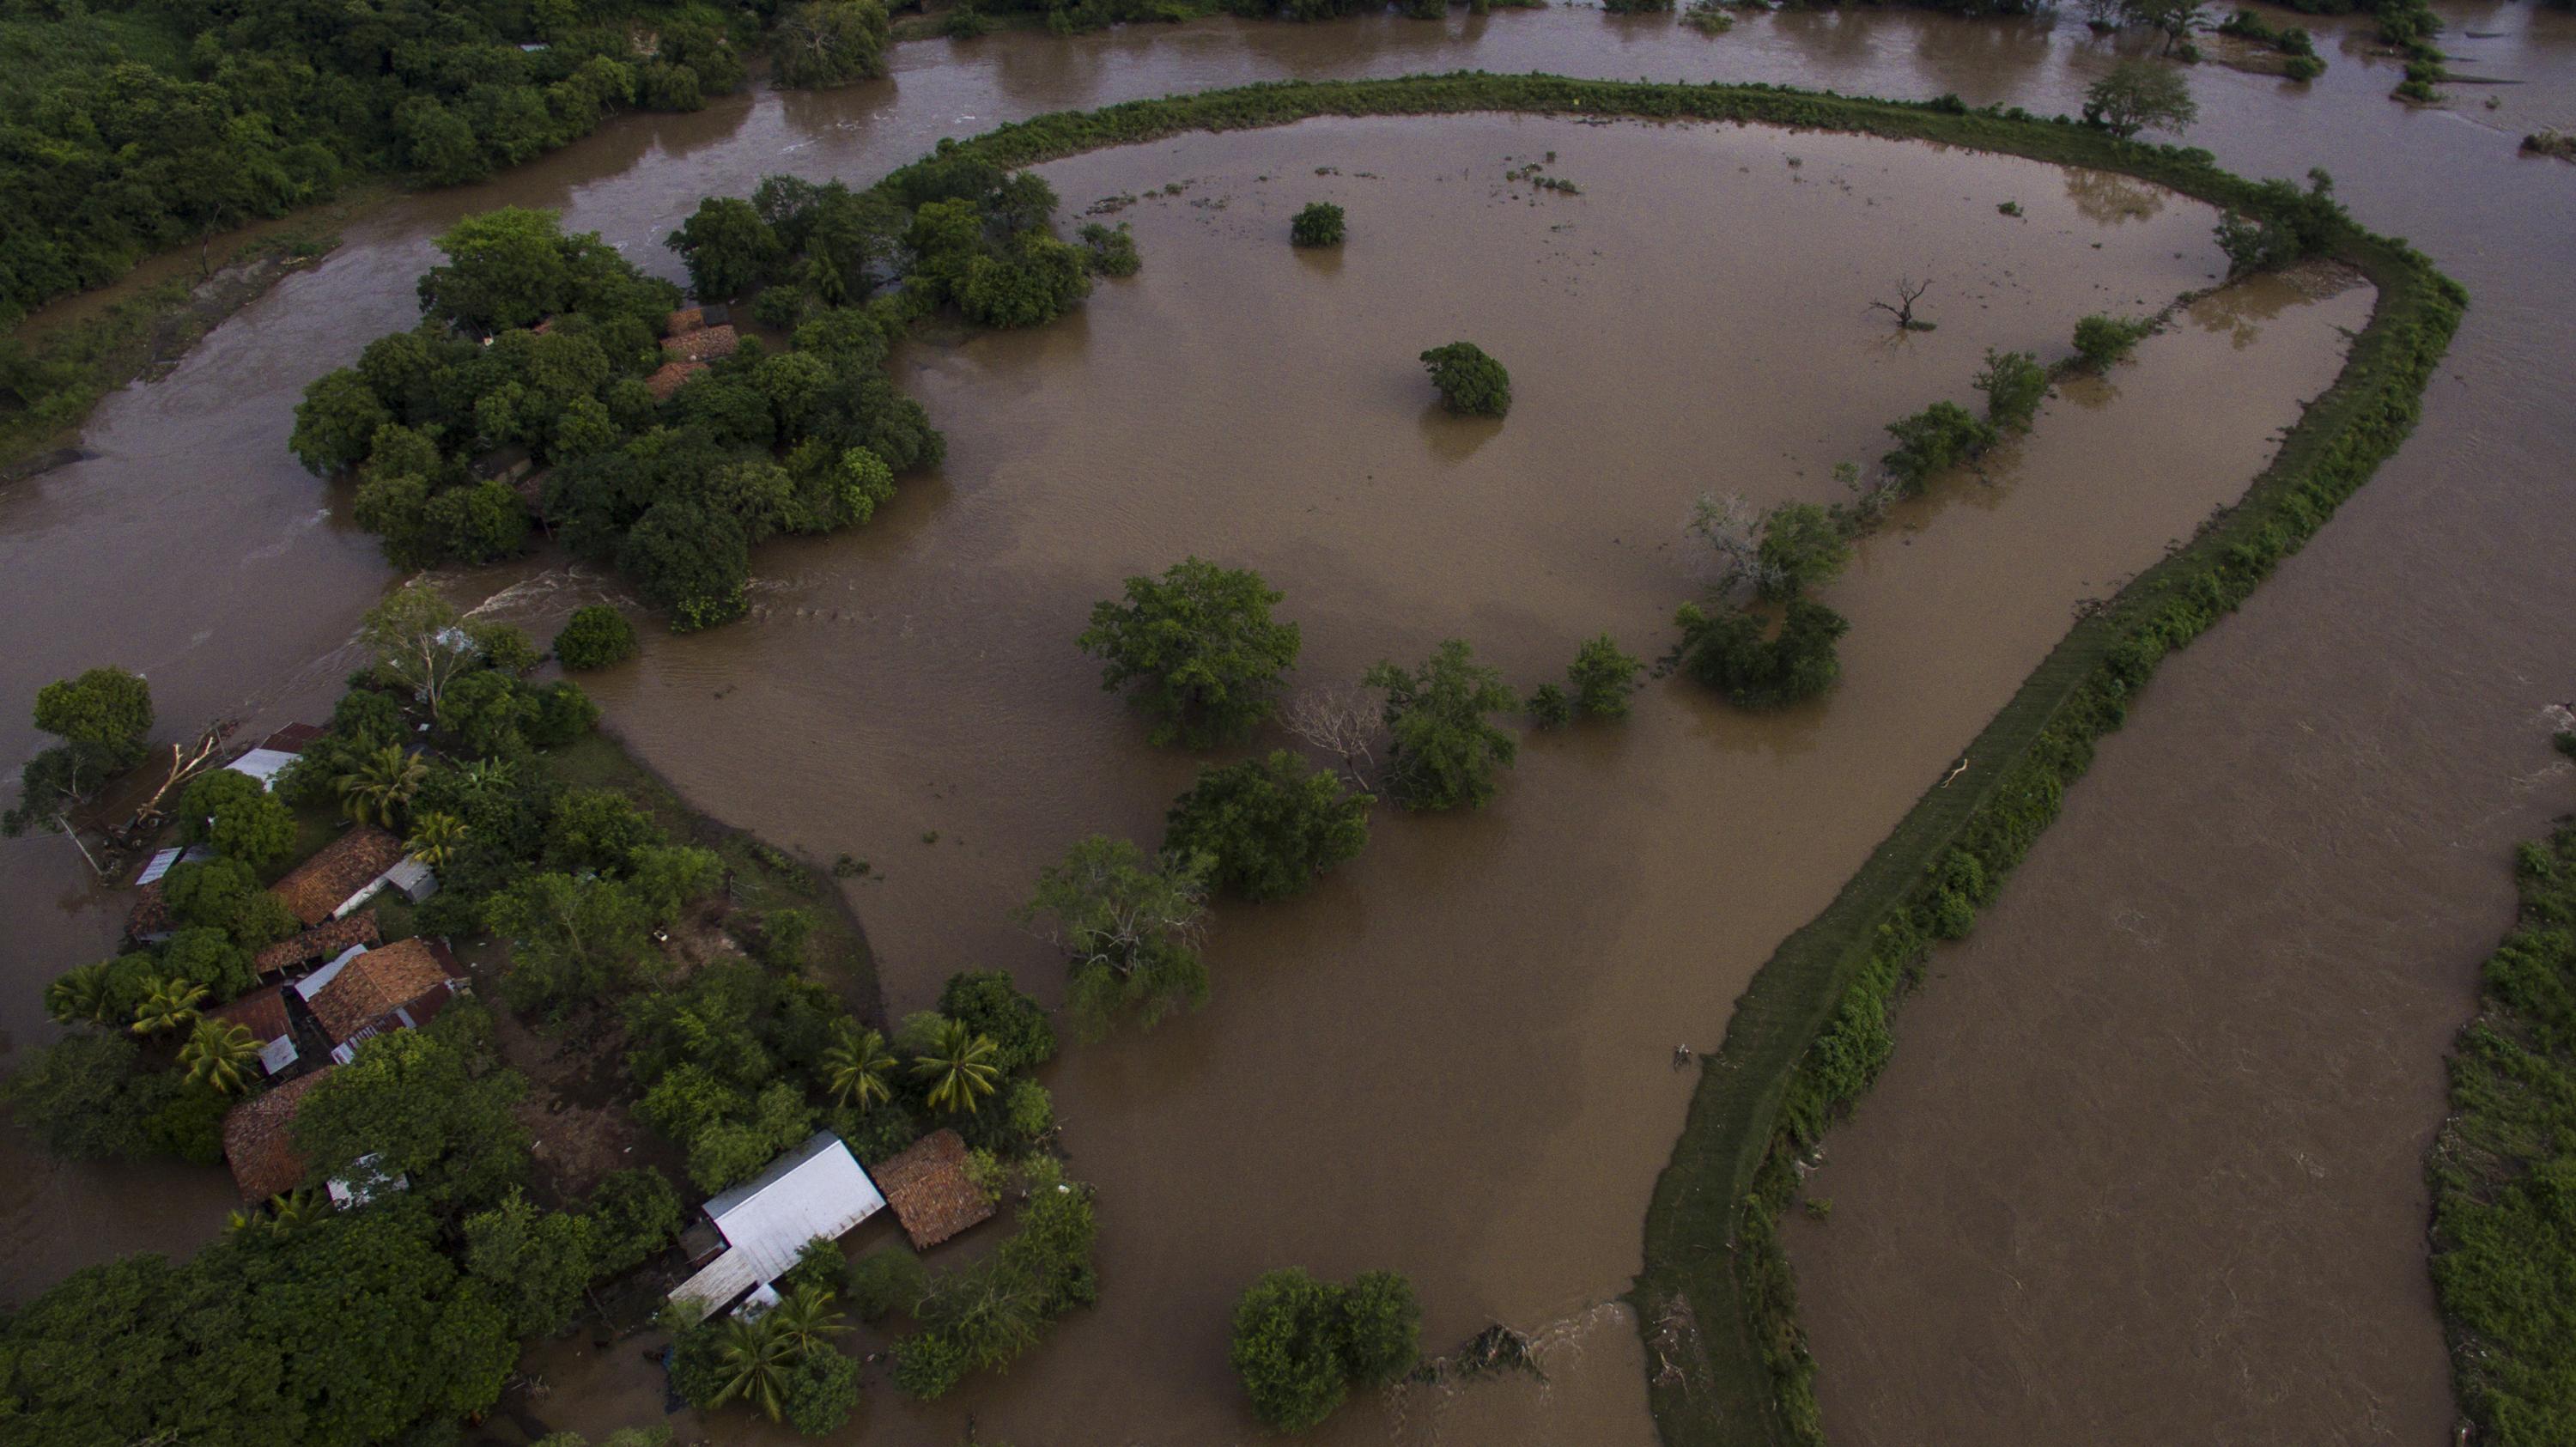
1, 6, 2573, 1447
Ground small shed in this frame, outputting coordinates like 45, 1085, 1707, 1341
224, 749, 302, 790
667, 1132, 884, 1321
208, 983, 300, 1077
871, 1128, 997, 1250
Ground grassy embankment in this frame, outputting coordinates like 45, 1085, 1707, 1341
0, 221, 352, 478
839, 70, 2463, 1445
2426, 818, 2576, 1444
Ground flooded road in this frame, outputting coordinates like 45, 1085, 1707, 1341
0, 3, 2570, 1444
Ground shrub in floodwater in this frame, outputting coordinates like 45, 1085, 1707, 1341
1290, 202, 1346, 247
1419, 341, 1510, 416
1975, 348, 2050, 433
1565, 634, 1645, 719
1162, 750, 1370, 902
1365, 639, 1519, 811
1880, 401, 1996, 494
1602, 0, 1675, 12
1527, 683, 1574, 727
1674, 597, 1850, 708
2073, 313, 2157, 371
1229, 1268, 1422, 1432
553, 605, 640, 670
1683, 1, 1734, 32
1078, 556, 1300, 748
1754, 502, 1852, 604
1078, 222, 1140, 277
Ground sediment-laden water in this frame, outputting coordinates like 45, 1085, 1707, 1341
2, 6, 2571, 1445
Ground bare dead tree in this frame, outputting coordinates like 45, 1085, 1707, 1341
109, 720, 236, 855
1686, 491, 1766, 598
1281, 686, 1385, 792
1866, 277, 1933, 331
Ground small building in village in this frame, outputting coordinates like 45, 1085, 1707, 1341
644, 359, 707, 400
297, 938, 467, 1064
661, 324, 738, 364
871, 1128, 998, 1251
667, 1132, 887, 1322
208, 982, 301, 1079
125, 844, 211, 945
269, 825, 432, 927
222, 723, 321, 792
222, 1068, 334, 1201
254, 914, 381, 980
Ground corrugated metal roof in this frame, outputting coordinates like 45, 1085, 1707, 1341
136, 844, 211, 887
703, 1132, 885, 1283
667, 1248, 762, 1322
225, 749, 301, 789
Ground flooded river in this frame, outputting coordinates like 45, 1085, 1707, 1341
2, 4, 2570, 1445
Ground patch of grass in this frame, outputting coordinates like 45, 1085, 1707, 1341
2425, 821, 2576, 1442
543, 731, 878, 1013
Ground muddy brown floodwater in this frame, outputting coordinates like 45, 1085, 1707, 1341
2, 5, 2572, 1446
504, 116, 2364, 1445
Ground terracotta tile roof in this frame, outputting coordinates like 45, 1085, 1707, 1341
666, 306, 706, 335
222, 1069, 332, 1201
259, 722, 323, 753
660, 325, 738, 363
210, 983, 291, 1043
254, 914, 381, 978
871, 1128, 996, 1250
645, 360, 707, 401
308, 938, 460, 1044
270, 826, 404, 927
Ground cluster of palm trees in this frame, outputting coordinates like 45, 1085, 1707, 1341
820, 1018, 1003, 1116
702, 1284, 848, 1422
45, 965, 267, 1095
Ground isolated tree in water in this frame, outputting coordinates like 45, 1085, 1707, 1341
1078, 557, 1302, 748
1018, 835, 1212, 1039
1419, 341, 1511, 416
1364, 639, 1519, 811
2084, 61, 2200, 138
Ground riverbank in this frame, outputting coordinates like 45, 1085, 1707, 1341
1631, 143, 2462, 1445
0, 215, 361, 480
2424, 814, 2576, 1441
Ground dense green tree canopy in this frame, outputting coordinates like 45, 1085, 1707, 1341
1228, 1268, 1422, 1432
1163, 751, 1371, 901
1078, 557, 1302, 748
1018, 836, 1212, 1039
768, 0, 894, 88
5, 665, 155, 835
1419, 341, 1511, 416
1364, 639, 1519, 811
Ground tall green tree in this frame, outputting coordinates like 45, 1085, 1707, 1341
1364, 640, 1519, 812
1163, 751, 1371, 902
667, 198, 783, 301
337, 744, 428, 828
293, 1013, 532, 1212
179, 768, 298, 872
769, 0, 894, 88
909, 1018, 1003, 1115
4, 666, 153, 837
2084, 60, 2201, 138
1018, 836, 1212, 1040
821, 1022, 896, 1110
180, 1018, 261, 1094
1077, 558, 1302, 748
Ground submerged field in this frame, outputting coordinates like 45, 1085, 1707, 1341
487, 112, 2372, 1444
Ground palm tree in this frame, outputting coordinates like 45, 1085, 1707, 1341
336, 743, 426, 828
130, 976, 208, 1037
43, 962, 114, 1026
226, 1190, 322, 1237
821, 1023, 895, 1110
405, 811, 466, 869
705, 1313, 798, 1421
910, 1018, 1002, 1115
181, 1018, 260, 1093
766, 1284, 849, 1356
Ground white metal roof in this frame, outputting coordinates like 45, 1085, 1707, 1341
702, 1132, 885, 1283
667, 1248, 762, 1323
294, 944, 372, 998
257, 1034, 300, 1075
225, 749, 301, 790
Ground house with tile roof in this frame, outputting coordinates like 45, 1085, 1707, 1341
222, 1069, 334, 1201
301, 938, 466, 1063
871, 1128, 997, 1250
269, 826, 418, 926
253, 914, 381, 980
208, 983, 300, 1078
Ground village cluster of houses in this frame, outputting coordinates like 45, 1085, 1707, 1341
125, 725, 463, 1205
153, 721, 997, 1316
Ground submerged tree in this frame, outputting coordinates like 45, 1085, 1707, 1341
1018, 836, 1212, 1040
1163, 751, 1372, 902
1291, 202, 1346, 247
1419, 341, 1511, 416
1077, 558, 1302, 748
3, 666, 155, 840
1364, 640, 1519, 812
